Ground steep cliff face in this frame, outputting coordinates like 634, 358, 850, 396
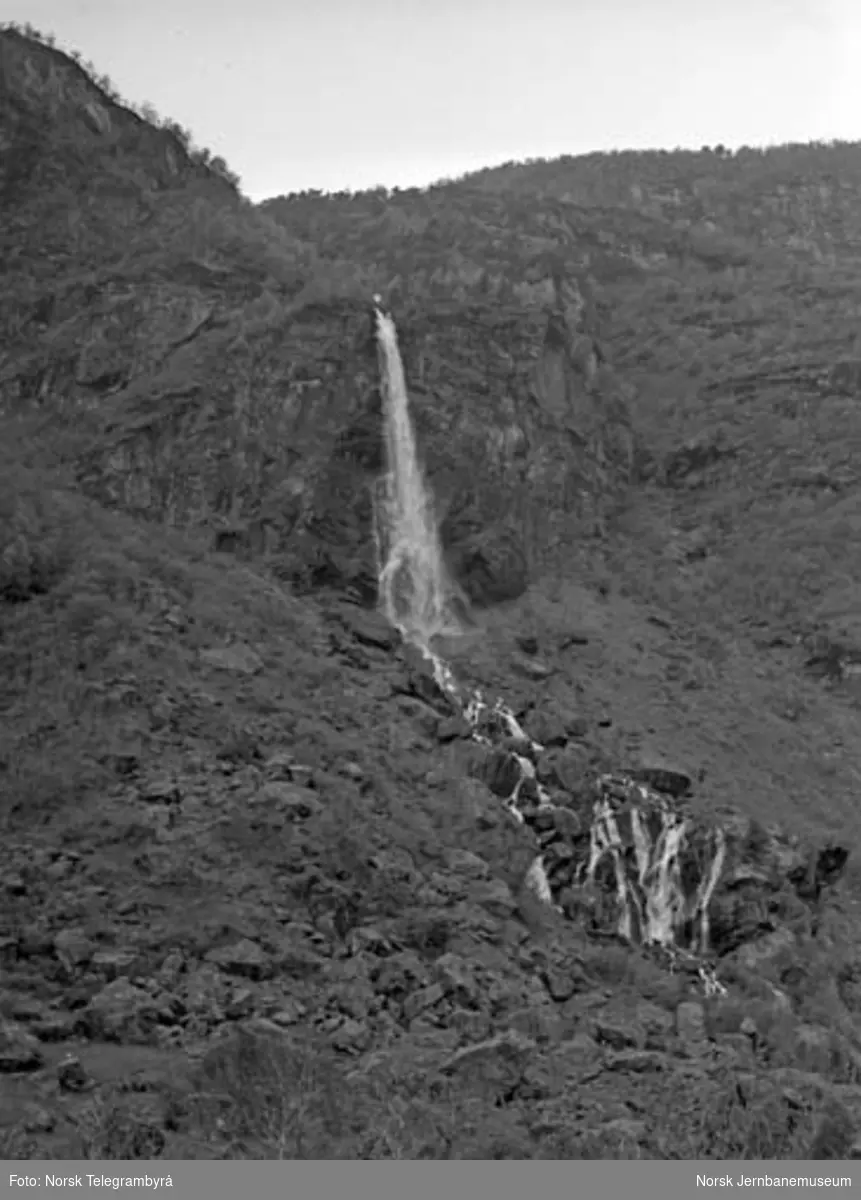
72, 282, 635, 607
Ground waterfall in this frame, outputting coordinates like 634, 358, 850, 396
372, 302, 463, 645
369, 299, 725, 995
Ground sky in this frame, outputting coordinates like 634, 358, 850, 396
9, 0, 861, 201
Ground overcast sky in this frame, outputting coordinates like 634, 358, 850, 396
11, 0, 861, 200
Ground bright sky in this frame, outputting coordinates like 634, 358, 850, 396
12, 0, 861, 200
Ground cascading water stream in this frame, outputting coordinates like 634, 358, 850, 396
372, 301, 462, 646
370, 300, 726, 995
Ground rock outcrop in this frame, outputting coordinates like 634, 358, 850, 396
66, 288, 634, 609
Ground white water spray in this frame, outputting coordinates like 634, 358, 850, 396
372, 304, 462, 645
370, 300, 726, 994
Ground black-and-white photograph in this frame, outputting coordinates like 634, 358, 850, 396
2, 0, 861, 1179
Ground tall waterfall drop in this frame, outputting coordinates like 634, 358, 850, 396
372, 300, 464, 645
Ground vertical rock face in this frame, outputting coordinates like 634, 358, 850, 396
383, 282, 634, 605
66, 277, 635, 608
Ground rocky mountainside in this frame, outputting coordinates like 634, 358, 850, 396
5, 23, 861, 1161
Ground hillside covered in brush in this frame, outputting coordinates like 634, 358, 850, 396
6, 21, 861, 1163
